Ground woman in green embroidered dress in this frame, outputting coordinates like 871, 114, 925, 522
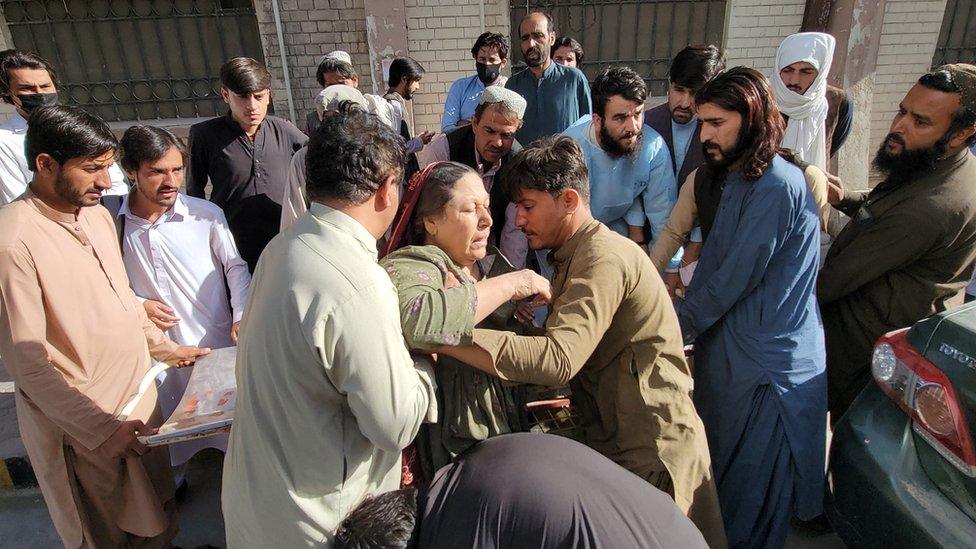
380, 162, 550, 474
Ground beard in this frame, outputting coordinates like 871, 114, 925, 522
701, 140, 742, 170
402, 89, 413, 100
599, 124, 641, 158
873, 132, 948, 182
524, 45, 548, 68
55, 171, 98, 207
670, 106, 694, 125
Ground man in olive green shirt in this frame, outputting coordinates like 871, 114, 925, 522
438, 136, 726, 548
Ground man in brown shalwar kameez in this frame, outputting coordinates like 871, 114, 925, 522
0, 105, 209, 548
438, 136, 726, 548
820, 64, 976, 419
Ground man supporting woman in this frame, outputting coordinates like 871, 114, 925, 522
380, 161, 549, 474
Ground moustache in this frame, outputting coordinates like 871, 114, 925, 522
526, 47, 541, 58
885, 133, 906, 147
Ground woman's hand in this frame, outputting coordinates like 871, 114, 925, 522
509, 270, 552, 304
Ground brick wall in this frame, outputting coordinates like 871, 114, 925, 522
723, 0, 806, 75
404, 0, 510, 134
253, 0, 374, 124
870, 0, 947, 150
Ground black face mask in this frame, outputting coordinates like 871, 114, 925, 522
17, 92, 59, 114
476, 62, 501, 85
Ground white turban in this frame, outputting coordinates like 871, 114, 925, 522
772, 32, 835, 171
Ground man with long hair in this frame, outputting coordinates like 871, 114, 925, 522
674, 67, 827, 548
819, 65, 976, 418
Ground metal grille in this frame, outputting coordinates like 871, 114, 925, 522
510, 0, 727, 96
932, 0, 976, 67
3, 0, 266, 122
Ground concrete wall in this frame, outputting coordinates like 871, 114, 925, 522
253, 0, 374, 124
404, 0, 510, 133
870, 0, 947, 150
723, 0, 807, 74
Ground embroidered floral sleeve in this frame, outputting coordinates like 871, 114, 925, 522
379, 246, 477, 352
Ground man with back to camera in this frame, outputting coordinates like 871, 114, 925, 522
222, 109, 437, 548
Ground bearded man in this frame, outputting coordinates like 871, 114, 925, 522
562, 65, 679, 267
674, 67, 827, 549
820, 64, 976, 418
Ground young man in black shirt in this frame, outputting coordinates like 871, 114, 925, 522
187, 57, 306, 272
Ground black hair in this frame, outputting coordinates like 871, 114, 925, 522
25, 105, 117, 171
918, 69, 976, 147
119, 125, 186, 173
501, 135, 589, 203
551, 36, 584, 64
219, 57, 271, 95
388, 58, 425, 89
591, 66, 647, 118
334, 489, 418, 549
412, 162, 479, 242
317, 58, 358, 88
305, 110, 405, 204
669, 45, 726, 91
0, 49, 58, 105
471, 32, 509, 61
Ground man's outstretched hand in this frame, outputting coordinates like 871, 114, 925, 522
164, 346, 211, 368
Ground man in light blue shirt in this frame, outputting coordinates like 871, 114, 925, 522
441, 32, 510, 130
562, 66, 679, 269
506, 12, 591, 146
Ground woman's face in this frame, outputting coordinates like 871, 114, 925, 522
425, 173, 492, 267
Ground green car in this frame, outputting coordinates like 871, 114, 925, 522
828, 301, 976, 546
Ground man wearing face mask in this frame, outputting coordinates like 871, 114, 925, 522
561, 66, 678, 268
505, 12, 591, 146
441, 32, 510, 131
0, 49, 128, 204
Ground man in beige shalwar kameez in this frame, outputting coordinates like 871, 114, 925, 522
0, 106, 208, 548
439, 136, 726, 548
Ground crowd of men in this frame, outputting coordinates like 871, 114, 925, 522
0, 9, 975, 549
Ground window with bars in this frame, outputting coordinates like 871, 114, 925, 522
932, 0, 976, 68
3, 0, 266, 122
509, 0, 727, 97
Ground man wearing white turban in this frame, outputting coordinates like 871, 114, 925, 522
773, 32, 853, 172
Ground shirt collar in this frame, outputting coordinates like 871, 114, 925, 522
1, 112, 28, 133
24, 187, 79, 223
309, 202, 379, 257
119, 190, 189, 222
551, 218, 600, 265
473, 145, 501, 177
223, 110, 265, 136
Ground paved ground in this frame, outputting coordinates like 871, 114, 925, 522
0, 448, 845, 548
1, 357, 845, 548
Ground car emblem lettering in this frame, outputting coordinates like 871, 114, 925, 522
939, 343, 976, 369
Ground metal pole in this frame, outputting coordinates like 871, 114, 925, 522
270, 0, 297, 123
